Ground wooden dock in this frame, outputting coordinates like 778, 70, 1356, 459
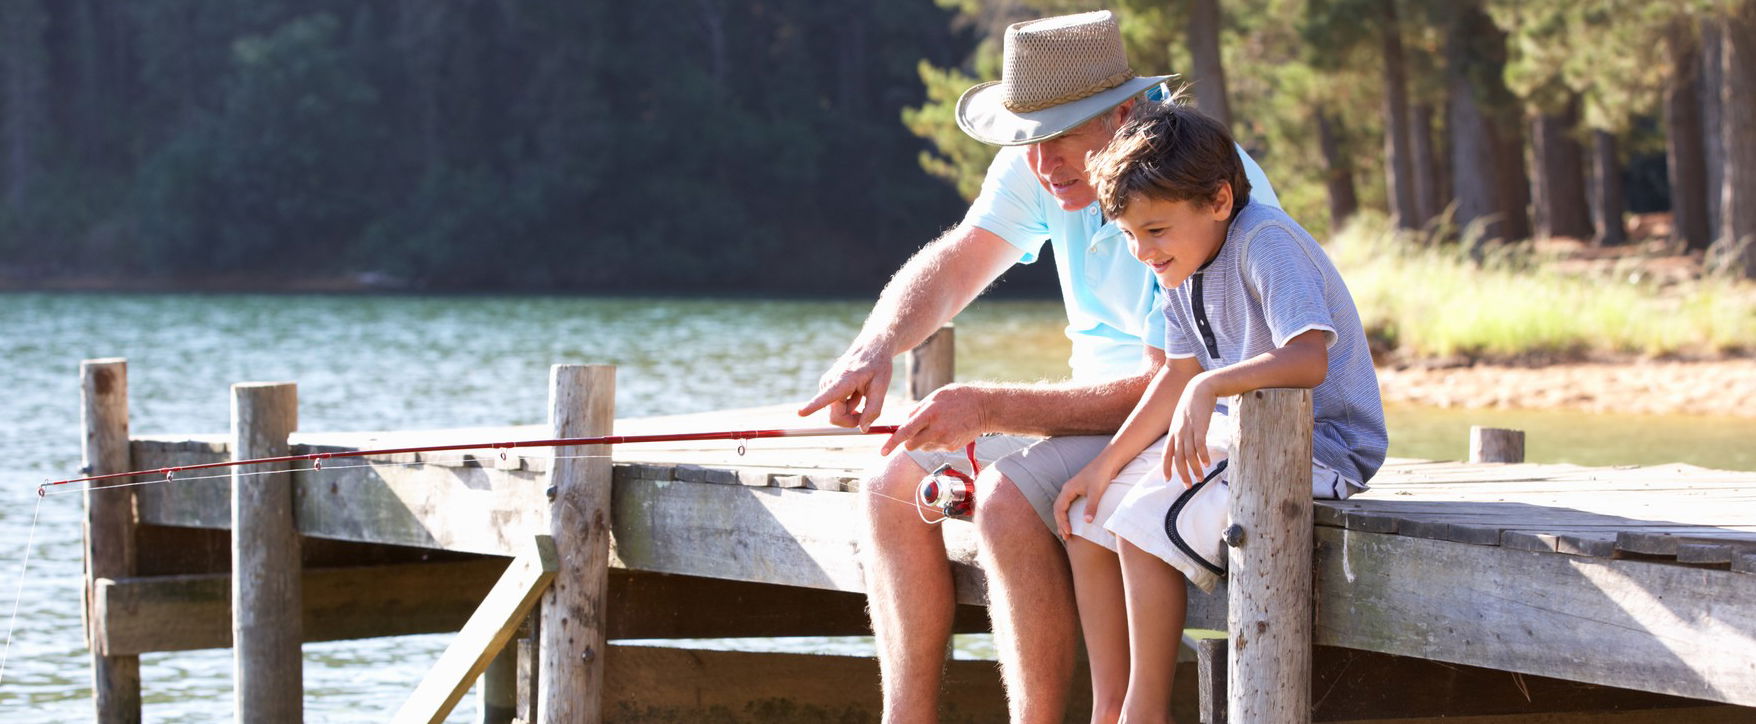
74, 353, 1756, 722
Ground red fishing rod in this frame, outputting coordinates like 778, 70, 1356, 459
42, 425, 902, 492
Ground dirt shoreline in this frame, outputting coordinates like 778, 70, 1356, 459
1375, 358, 1756, 418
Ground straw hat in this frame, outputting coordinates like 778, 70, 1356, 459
956, 10, 1174, 146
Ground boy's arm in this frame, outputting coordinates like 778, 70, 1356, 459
1085, 355, 1205, 478
1164, 329, 1329, 484
1054, 354, 1204, 537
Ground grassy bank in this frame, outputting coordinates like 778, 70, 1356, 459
1327, 215, 1756, 362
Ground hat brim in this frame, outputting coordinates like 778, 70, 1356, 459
955, 74, 1176, 147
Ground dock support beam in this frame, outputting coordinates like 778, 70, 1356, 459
1227, 388, 1313, 723
231, 382, 302, 722
539, 365, 615, 723
905, 324, 954, 402
83, 358, 140, 723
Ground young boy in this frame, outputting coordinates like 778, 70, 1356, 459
1050, 100, 1386, 722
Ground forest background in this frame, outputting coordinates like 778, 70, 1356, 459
2, 0, 1754, 300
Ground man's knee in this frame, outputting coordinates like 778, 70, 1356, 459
973, 471, 1049, 547
860, 453, 931, 541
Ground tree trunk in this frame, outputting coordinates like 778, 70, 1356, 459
1528, 97, 1593, 240
1446, 13, 1498, 249
1589, 129, 1628, 247
1445, 1, 1528, 248
1701, 19, 1725, 244
1, 0, 51, 209
1665, 19, 1711, 251
1186, 0, 1231, 128
1714, 0, 1756, 277
1493, 106, 1532, 243
1379, 0, 1417, 229
1316, 107, 1359, 232
1410, 102, 1442, 230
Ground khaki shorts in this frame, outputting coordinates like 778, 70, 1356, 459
904, 434, 1112, 530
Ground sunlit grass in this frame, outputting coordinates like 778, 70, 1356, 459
1328, 215, 1756, 362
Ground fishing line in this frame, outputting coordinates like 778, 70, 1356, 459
0, 490, 45, 686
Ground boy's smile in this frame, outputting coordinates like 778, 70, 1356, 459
1114, 185, 1234, 288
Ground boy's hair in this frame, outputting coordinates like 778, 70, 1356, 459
1090, 95, 1252, 221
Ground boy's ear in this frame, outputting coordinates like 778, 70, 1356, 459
1210, 181, 1234, 219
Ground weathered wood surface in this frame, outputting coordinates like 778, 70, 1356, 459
395, 535, 557, 724
1196, 633, 1729, 722
1315, 527, 1756, 706
600, 644, 1189, 724
82, 358, 140, 724
229, 381, 301, 723
1469, 426, 1526, 463
124, 402, 1756, 705
905, 324, 955, 402
539, 364, 614, 724
92, 558, 506, 655
1227, 388, 1314, 724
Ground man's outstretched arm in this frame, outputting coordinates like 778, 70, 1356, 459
878, 346, 1164, 455
800, 224, 1022, 430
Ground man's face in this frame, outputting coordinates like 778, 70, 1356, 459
1114, 189, 1232, 288
1026, 114, 1117, 211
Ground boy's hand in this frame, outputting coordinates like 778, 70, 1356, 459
1163, 375, 1217, 487
1052, 464, 1112, 543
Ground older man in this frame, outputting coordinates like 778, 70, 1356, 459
799, 11, 1278, 722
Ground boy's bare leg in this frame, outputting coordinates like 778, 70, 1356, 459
975, 473, 1078, 724
1066, 537, 1131, 724
1118, 539, 1189, 723
861, 452, 954, 723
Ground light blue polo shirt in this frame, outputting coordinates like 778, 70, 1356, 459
962, 143, 1279, 381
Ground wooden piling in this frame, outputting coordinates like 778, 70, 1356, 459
905, 324, 954, 402
1226, 388, 1314, 724
82, 358, 140, 723
478, 642, 517, 724
538, 365, 615, 724
230, 382, 301, 722
1469, 426, 1526, 463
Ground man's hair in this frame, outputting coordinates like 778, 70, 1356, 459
1090, 96, 1252, 221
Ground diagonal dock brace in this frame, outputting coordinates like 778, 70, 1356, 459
394, 534, 558, 724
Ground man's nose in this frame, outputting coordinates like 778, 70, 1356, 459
1030, 143, 1060, 174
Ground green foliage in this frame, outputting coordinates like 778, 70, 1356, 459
902, 61, 997, 201
1491, 0, 1681, 130
5, 0, 971, 292
1332, 214, 1756, 359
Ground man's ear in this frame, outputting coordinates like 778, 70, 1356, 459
1112, 99, 1135, 127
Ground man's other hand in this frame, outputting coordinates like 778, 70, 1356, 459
800, 349, 894, 431
880, 385, 988, 456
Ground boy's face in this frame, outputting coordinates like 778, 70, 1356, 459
1114, 185, 1233, 288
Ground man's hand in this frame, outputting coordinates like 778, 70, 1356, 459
1162, 374, 1217, 487
799, 348, 894, 431
878, 384, 988, 456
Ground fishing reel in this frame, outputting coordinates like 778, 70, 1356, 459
917, 463, 976, 519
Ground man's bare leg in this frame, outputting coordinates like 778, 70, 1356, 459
975, 472, 1078, 724
861, 452, 954, 723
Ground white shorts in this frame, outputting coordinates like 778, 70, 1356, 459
1065, 411, 1365, 592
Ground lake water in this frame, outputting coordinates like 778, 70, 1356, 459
2, 291, 1752, 720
